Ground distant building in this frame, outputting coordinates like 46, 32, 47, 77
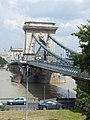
8, 47, 23, 62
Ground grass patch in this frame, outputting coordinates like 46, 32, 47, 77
0, 110, 86, 120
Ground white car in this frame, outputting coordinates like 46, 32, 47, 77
0, 102, 3, 106
7, 97, 26, 105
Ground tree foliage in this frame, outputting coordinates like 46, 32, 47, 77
0, 56, 8, 66
72, 20, 90, 120
75, 88, 90, 120
72, 20, 90, 74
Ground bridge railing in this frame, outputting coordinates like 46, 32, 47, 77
31, 60, 90, 79
28, 60, 79, 77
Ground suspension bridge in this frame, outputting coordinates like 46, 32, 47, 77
22, 22, 89, 78
8, 21, 90, 90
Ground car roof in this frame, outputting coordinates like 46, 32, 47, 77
46, 101, 55, 103
40, 101, 56, 104
40, 101, 63, 105
15, 97, 26, 99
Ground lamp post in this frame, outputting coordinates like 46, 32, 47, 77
26, 64, 29, 120
44, 85, 45, 101
67, 89, 69, 109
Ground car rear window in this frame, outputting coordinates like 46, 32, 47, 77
20, 98, 24, 100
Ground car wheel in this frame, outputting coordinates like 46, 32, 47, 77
10, 102, 13, 105
23, 102, 26, 105
43, 107, 47, 110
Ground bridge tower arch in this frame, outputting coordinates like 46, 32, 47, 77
22, 21, 62, 83
23, 21, 58, 61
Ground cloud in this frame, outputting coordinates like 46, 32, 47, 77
16, 0, 90, 20
4, 19, 19, 30
8, 0, 18, 6
0, 0, 90, 52
55, 18, 85, 37
56, 35, 80, 52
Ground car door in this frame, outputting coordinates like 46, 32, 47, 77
19, 98, 24, 104
47, 103, 54, 109
14, 98, 19, 104
51, 102, 57, 109
46, 103, 52, 109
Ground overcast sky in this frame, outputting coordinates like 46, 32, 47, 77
0, 0, 90, 53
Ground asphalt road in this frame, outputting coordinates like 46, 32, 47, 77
6, 103, 39, 110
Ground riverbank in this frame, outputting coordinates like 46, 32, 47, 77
0, 69, 76, 100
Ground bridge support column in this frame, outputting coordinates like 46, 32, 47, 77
21, 66, 66, 84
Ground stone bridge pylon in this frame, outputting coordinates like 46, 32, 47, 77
22, 21, 65, 83
23, 21, 58, 61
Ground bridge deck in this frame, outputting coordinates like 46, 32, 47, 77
28, 61, 79, 77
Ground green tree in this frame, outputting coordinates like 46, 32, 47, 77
72, 20, 90, 74
0, 56, 8, 66
75, 88, 90, 120
72, 20, 90, 120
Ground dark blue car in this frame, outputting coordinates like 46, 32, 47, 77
38, 101, 65, 110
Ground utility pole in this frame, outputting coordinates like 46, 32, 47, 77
67, 89, 69, 109
26, 64, 29, 120
44, 85, 46, 101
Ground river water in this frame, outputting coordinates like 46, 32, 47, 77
0, 69, 76, 100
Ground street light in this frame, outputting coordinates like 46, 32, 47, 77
26, 64, 29, 120
67, 89, 69, 109
43, 85, 46, 101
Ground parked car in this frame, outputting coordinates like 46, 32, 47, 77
7, 97, 26, 105
0, 102, 3, 106
37, 101, 65, 110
